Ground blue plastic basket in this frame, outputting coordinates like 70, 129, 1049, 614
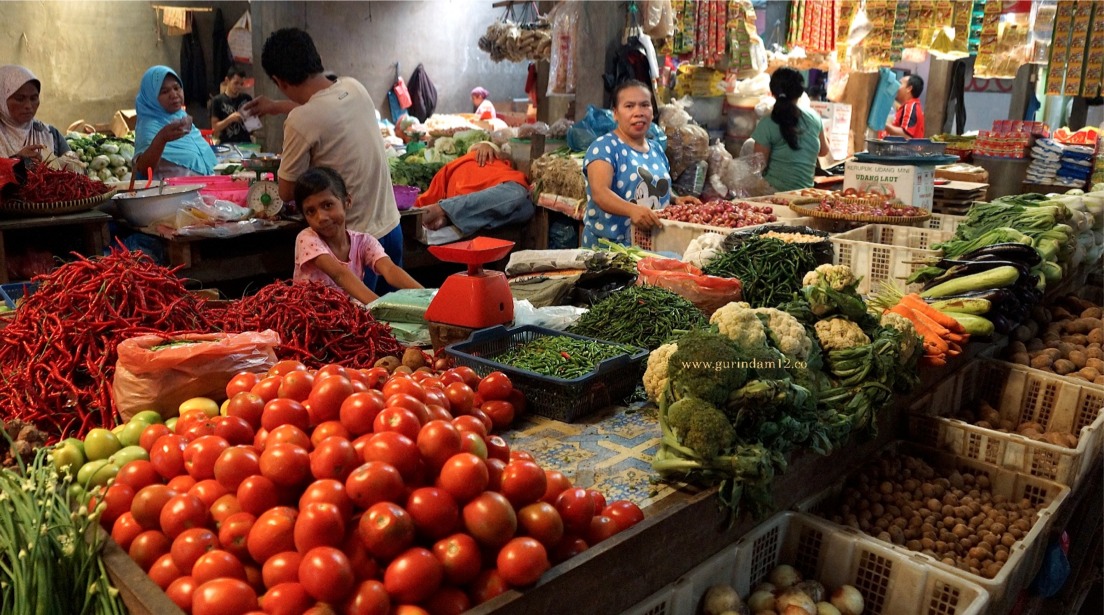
445, 325, 647, 422
0, 282, 36, 311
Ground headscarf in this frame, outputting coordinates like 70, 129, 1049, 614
0, 65, 54, 159
470, 87, 489, 98
134, 66, 216, 175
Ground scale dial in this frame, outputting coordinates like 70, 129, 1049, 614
247, 180, 284, 218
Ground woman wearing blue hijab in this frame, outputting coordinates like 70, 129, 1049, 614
133, 66, 216, 178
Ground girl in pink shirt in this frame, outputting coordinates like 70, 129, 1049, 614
293, 167, 422, 304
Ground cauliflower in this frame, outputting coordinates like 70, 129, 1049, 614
802, 264, 857, 292
753, 307, 812, 361
643, 342, 678, 401
814, 318, 870, 351
710, 302, 769, 351
880, 311, 921, 364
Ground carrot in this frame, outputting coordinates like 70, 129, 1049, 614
924, 355, 948, 367
890, 305, 949, 356
899, 294, 966, 334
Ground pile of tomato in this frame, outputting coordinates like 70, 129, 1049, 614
96, 360, 645, 615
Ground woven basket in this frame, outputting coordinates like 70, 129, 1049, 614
0, 188, 117, 217
789, 202, 931, 225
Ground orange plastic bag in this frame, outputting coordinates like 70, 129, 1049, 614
113, 331, 280, 420
636, 257, 743, 315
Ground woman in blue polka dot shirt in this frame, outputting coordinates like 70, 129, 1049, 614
582, 80, 700, 248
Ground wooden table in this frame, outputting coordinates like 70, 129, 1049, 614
0, 210, 111, 283
137, 220, 303, 285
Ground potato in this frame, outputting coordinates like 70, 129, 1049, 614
1096, 376, 1104, 385
1030, 354, 1053, 370
1045, 338, 1062, 349
1088, 358, 1104, 372
1079, 367, 1100, 381
1082, 307, 1103, 319
1011, 352, 1031, 365
1057, 341, 1078, 356
401, 347, 427, 370
1027, 338, 1047, 352
1043, 348, 1062, 361
1089, 328, 1104, 345
1067, 434, 1080, 448
1012, 325, 1034, 343
1064, 334, 1088, 347
373, 355, 401, 371
1043, 432, 1069, 447
1009, 340, 1028, 355
1086, 346, 1104, 360
1053, 359, 1076, 375
1068, 350, 1088, 369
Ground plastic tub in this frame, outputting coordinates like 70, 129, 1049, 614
113, 184, 204, 227
165, 176, 250, 206
393, 185, 420, 211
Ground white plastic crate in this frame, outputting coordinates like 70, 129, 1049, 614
908, 360, 1104, 489
830, 224, 955, 296
927, 212, 968, 233
631, 217, 815, 256
797, 441, 1069, 615
630, 512, 989, 615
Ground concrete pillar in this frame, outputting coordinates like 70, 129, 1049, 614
250, 1, 306, 151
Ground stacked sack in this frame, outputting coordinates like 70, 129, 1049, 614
1026, 138, 1062, 184
1056, 143, 1095, 188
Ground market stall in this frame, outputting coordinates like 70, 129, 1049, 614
2, 1, 1104, 615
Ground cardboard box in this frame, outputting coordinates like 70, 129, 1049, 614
844, 161, 934, 210
111, 109, 137, 138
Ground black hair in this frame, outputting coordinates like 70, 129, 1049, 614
611, 79, 650, 107
225, 66, 247, 80
261, 28, 325, 86
294, 167, 348, 206
769, 67, 806, 151
905, 74, 924, 98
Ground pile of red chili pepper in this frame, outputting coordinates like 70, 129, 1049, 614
0, 250, 210, 438
14, 165, 109, 203
210, 280, 405, 369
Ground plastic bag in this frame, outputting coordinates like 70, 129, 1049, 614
547, 1, 580, 95
548, 118, 574, 139
567, 105, 616, 152
368, 289, 439, 324
113, 331, 280, 420
664, 123, 710, 178
721, 152, 774, 199
517, 122, 551, 138
572, 268, 637, 305
636, 257, 742, 315
658, 98, 693, 130
724, 224, 835, 265
506, 249, 591, 276
512, 299, 587, 330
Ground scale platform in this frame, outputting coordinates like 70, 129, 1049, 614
425, 237, 515, 329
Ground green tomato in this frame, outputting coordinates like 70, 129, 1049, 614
83, 428, 122, 461
109, 445, 149, 468
131, 410, 164, 425
76, 459, 118, 489
165, 417, 179, 433
52, 440, 86, 475
117, 420, 150, 448
69, 483, 86, 502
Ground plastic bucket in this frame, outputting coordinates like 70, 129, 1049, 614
393, 185, 420, 211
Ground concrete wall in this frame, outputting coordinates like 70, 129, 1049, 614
252, 0, 532, 150
0, 0, 249, 129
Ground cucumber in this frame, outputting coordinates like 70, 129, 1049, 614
928, 297, 991, 315
919, 266, 1021, 299
944, 312, 995, 336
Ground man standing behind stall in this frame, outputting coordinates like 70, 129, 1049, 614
244, 28, 402, 292
885, 75, 925, 139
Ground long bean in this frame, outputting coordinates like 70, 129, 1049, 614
703, 237, 817, 308
495, 335, 638, 379
568, 285, 707, 350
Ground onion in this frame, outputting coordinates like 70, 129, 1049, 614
747, 590, 776, 612
793, 581, 826, 604
754, 582, 777, 594
830, 585, 864, 615
768, 564, 802, 590
775, 590, 816, 615
816, 603, 842, 615
701, 584, 744, 615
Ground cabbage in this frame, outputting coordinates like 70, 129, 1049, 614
89, 155, 110, 171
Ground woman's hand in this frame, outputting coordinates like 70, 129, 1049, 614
157, 118, 191, 144
16, 144, 45, 159
673, 195, 702, 207
629, 205, 662, 230
471, 142, 503, 167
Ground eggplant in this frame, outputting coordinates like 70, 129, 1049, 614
988, 312, 1013, 334
959, 243, 1041, 267
920, 260, 1031, 292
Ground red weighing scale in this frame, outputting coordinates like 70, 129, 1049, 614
424, 237, 515, 328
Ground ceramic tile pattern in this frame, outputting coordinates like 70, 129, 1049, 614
503, 404, 679, 509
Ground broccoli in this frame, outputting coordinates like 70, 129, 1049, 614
666, 331, 748, 406
666, 397, 737, 459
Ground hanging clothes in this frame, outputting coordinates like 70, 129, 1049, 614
211, 8, 233, 93
942, 59, 967, 134
180, 29, 209, 106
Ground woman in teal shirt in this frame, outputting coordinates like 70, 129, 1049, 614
751, 67, 829, 193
